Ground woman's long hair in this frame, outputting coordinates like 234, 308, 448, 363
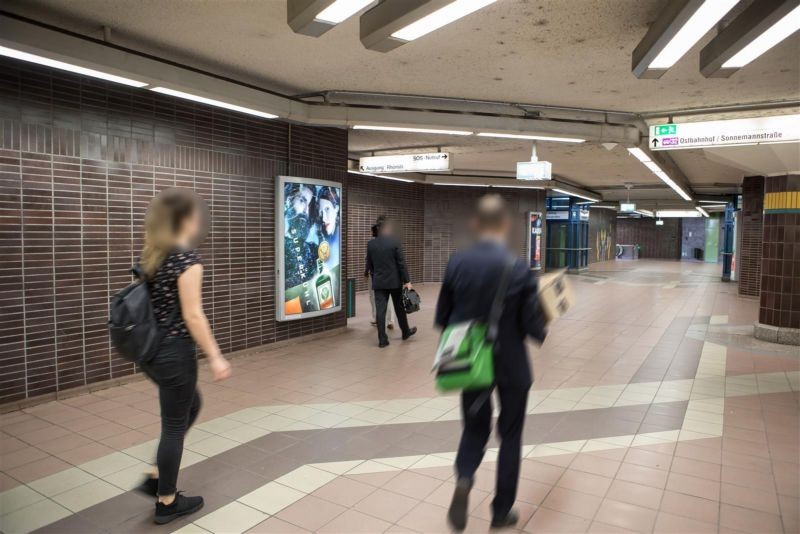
140, 188, 202, 278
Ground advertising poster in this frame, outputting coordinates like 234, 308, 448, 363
528, 211, 543, 270
277, 176, 342, 321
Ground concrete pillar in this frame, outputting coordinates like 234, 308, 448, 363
754, 174, 800, 345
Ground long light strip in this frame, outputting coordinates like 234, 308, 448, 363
722, 5, 800, 68
477, 132, 586, 143
432, 182, 543, 190
0, 45, 148, 87
316, 0, 375, 23
348, 170, 414, 183
648, 0, 739, 69
635, 209, 655, 217
552, 188, 599, 202
150, 87, 278, 119
696, 206, 710, 217
627, 148, 692, 201
656, 210, 701, 218
352, 125, 472, 135
392, 0, 498, 41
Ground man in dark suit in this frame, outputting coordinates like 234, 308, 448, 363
435, 195, 547, 531
365, 218, 417, 347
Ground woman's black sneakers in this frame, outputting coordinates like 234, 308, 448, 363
135, 476, 158, 497
154, 492, 204, 524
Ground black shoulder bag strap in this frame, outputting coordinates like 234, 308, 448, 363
467, 255, 516, 417
131, 264, 180, 328
486, 256, 517, 344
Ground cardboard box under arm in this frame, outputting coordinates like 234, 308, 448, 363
537, 269, 574, 321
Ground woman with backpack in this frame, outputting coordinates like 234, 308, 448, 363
137, 188, 231, 524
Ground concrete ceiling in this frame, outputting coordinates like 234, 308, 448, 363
4, 0, 798, 112
3, 0, 798, 201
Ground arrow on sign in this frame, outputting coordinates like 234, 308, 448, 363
442, 154, 448, 159
651, 138, 659, 148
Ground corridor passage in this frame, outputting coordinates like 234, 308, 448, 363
1, 260, 798, 534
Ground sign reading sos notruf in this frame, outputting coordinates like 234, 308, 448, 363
359, 152, 452, 173
649, 114, 800, 151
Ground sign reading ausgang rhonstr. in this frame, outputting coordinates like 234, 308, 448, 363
358, 152, 452, 173
649, 114, 800, 151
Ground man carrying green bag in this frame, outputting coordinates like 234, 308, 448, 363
434, 195, 547, 531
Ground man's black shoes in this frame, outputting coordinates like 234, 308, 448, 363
448, 477, 472, 531
402, 327, 417, 340
491, 509, 519, 529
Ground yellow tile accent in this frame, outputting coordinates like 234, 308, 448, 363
764, 190, 800, 211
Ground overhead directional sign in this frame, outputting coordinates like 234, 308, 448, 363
358, 152, 451, 173
649, 114, 800, 150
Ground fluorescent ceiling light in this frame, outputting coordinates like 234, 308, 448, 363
632, 0, 738, 78
392, 0, 497, 42
635, 209, 655, 217
477, 132, 585, 143
722, 5, 800, 68
317, 0, 375, 23
696, 206, 710, 217
0, 45, 148, 87
627, 148, 692, 201
432, 182, 542, 189
288, 0, 375, 36
649, 0, 739, 68
352, 125, 473, 135
348, 170, 414, 183
590, 205, 618, 210
656, 210, 701, 218
701, 1, 800, 77
699, 199, 729, 203
150, 87, 278, 119
552, 188, 599, 202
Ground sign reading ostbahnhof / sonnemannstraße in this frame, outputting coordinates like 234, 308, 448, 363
649, 114, 800, 151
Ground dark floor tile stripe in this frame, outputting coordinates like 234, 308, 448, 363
34, 400, 688, 533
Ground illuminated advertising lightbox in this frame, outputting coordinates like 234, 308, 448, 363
277, 176, 342, 321
528, 212, 543, 270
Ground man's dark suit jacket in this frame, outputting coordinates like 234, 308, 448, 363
365, 235, 410, 290
434, 240, 547, 389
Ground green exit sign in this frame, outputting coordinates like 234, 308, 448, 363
656, 124, 677, 136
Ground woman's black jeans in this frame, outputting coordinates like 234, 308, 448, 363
141, 337, 202, 497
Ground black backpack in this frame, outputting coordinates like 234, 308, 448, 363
108, 266, 177, 365
402, 287, 421, 314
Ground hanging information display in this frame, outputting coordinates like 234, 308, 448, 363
528, 212, 543, 270
277, 176, 342, 321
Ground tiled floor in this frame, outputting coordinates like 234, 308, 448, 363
1, 259, 798, 533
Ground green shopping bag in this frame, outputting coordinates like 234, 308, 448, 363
433, 258, 515, 392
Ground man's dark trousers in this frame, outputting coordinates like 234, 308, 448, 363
374, 288, 411, 344
455, 383, 529, 519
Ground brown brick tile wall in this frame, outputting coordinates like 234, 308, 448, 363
615, 218, 682, 259
759, 174, 800, 329
346, 175, 425, 292
739, 176, 764, 297
422, 186, 546, 281
0, 58, 348, 403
